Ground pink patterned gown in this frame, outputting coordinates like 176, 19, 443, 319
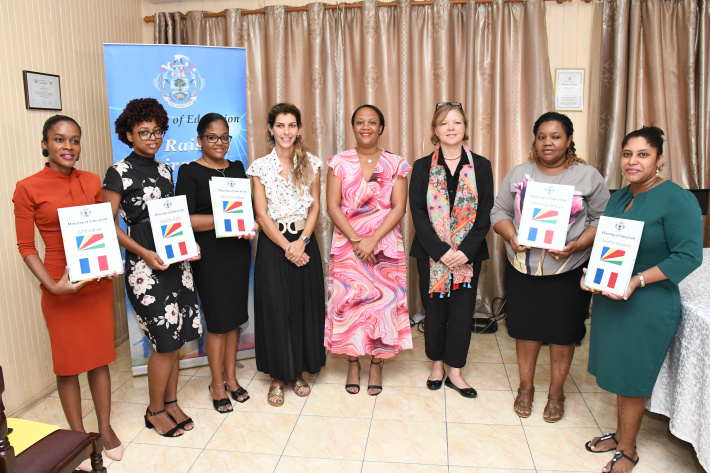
325, 148, 413, 358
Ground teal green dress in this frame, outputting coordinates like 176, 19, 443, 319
588, 181, 703, 397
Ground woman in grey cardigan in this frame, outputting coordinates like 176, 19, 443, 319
490, 112, 609, 423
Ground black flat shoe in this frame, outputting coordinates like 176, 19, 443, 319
444, 377, 477, 398
426, 378, 444, 390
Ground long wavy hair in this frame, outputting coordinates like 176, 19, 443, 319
267, 103, 313, 193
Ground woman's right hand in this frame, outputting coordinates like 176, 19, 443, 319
509, 235, 531, 253
351, 237, 376, 265
50, 266, 92, 295
141, 250, 169, 271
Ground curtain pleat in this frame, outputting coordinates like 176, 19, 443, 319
155, 0, 554, 314
594, 0, 702, 189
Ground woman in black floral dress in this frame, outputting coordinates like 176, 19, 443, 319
103, 98, 202, 438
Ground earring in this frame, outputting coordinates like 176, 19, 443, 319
42, 149, 49, 157
656, 167, 660, 177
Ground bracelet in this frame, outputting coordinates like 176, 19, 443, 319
637, 272, 646, 288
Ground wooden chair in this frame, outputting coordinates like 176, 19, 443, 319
0, 366, 106, 473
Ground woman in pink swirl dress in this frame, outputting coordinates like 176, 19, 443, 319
326, 104, 413, 396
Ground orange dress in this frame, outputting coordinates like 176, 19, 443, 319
13, 165, 116, 376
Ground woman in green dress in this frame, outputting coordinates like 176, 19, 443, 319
582, 126, 703, 473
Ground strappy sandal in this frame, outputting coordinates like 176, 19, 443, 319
164, 399, 195, 430
367, 359, 384, 396
543, 393, 565, 423
267, 382, 284, 407
607, 450, 639, 472
346, 359, 361, 394
513, 387, 534, 418
586, 432, 618, 453
291, 376, 311, 397
144, 407, 184, 437
207, 386, 233, 414
226, 381, 250, 403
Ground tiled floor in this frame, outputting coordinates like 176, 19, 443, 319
21, 320, 705, 472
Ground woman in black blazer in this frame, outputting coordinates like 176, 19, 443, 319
409, 102, 494, 398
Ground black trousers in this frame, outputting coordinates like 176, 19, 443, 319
417, 259, 482, 368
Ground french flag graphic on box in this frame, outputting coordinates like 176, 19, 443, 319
223, 201, 246, 233
161, 223, 188, 259
76, 234, 109, 274
593, 268, 619, 290
526, 209, 559, 244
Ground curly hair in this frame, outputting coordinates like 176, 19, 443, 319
114, 98, 170, 148
528, 111, 585, 167
267, 103, 314, 193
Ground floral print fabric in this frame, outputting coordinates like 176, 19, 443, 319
426, 145, 478, 295
246, 148, 322, 223
103, 152, 202, 353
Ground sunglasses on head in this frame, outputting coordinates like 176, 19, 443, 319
436, 102, 463, 110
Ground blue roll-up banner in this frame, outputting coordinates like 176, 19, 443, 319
103, 44, 253, 375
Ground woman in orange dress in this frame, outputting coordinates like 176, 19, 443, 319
13, 115, 123, 469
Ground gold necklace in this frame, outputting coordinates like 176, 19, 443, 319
200, 158, 228, 177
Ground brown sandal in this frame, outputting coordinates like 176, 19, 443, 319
267, 383, 284, 407
513, 387, 534, 418
543, 393, 565, 423
291, 376, 311, 397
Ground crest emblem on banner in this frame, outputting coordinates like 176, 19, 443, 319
154, 55, 205, 108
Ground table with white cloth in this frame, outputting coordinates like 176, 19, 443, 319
648, 247, 710, 471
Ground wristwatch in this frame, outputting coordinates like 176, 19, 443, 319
300, 235, 310, 244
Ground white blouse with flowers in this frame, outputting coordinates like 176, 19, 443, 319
246, 148, 322, 223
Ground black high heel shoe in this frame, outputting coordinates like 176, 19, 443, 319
208, 386, 233, 414
345, 358, 361, 394
144, 408, 184, 437
444, 377, 477, 398
165, 399, 194, 430
226, 382, 250, 403
367, 359, 384, 396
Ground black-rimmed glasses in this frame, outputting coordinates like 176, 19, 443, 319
436, 102, 463, 110
136, 129, 165, 141
200, 134, 232, 144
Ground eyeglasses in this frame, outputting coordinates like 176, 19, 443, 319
136, 129, 165, 141
436, 102, 463, 110
200, 134, 232, 144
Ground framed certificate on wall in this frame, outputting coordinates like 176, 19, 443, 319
554, 69, 584, 112
23, 70, 62, 110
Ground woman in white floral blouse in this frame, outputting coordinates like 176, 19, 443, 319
103, 98, 202, 438
246, 103, 326, 407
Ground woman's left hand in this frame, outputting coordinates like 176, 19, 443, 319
285, 239, 307, 263
238, 229, 257, 241
187, 243, 202, 262
548, 240, 580, 261
447, 250, 469, 270
602, 275, 640, 301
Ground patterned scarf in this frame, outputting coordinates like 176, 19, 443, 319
426, 145, 478, 296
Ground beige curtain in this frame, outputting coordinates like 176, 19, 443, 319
155, 0, 554, 315
699, 0, 710, 244
591, 0, 704, 190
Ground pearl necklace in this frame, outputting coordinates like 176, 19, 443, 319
357, 150, 380, 164
200, 158, 228, 177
